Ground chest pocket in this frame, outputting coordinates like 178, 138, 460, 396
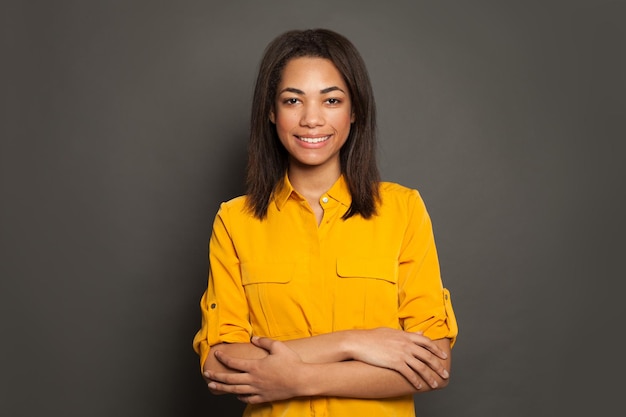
335, 257, 399, 329
241, 261, 293, 285
240, 261, 307, 339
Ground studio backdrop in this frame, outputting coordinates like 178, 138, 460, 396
2, 1, 624, 416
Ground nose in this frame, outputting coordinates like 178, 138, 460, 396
300, 103, 324, 127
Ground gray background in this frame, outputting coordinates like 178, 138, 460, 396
2, 1, 624, 416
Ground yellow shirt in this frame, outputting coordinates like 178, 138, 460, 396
193, 175, 458, 417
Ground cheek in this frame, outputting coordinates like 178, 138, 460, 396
275, 118, 290, 135
334, 111, 354, 129
275, 111, 298, 131
274, 116, 294, 142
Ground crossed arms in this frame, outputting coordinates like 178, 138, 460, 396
203, 327, 452, 404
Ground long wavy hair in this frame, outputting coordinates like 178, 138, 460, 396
245, 29, 380, 220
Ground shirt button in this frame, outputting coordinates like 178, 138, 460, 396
210, 303, 217, 309
322, 197, 329, 203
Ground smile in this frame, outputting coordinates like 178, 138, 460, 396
297, 135, 331, 144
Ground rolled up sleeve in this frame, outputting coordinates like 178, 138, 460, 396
397, 190, 458, 347
192, 203, 252, 370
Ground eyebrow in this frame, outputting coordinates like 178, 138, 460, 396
279, 86, 346, 95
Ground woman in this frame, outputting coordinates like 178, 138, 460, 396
193, 28, 458, 417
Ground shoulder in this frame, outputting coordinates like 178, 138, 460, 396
375, 182, 435, 236
379, 181, 423, 203
220, 195, 248, 210
212, 195, 251, 223
380, 181, 416, 195
377, 181, 428, 217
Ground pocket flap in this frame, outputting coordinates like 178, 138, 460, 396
241, 261, 294, 285
336, 258, 397, 283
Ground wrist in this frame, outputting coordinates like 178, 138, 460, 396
338, 329, 363, 361
295, 362, 320, 397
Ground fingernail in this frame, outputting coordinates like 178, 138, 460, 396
442, 369, 449, 378
207, 382, 216, 389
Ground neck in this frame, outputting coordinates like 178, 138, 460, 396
287, 162, 341, 201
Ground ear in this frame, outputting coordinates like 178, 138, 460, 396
269, 110, 276, 124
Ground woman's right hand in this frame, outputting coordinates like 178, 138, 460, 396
344, 327, 450, 390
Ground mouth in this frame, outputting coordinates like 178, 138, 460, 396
296, 135, 331, 144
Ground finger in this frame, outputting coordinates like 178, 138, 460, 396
406, 360, 440, 389
252, 336, 287, 355
214, 350, 252, 372
406, 356, 449, 387
406, 348, 449, 380
397, 364, 424, 391
409, 334, 448, 359
250, 335, 275, 351
206, 370, 251, 386
427, 345, 448, 360
208, 380, 255, 395
207, 380, 228, 394
252, 336, 293, 357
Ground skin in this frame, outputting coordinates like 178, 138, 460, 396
203, 57, 452, 404
205, 330, 451, 404
270, 57, 354, 224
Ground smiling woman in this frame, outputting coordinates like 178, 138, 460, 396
270, 57, 354, 219
192, 28, 458, 417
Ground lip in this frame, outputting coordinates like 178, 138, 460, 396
295, 134, 331, 144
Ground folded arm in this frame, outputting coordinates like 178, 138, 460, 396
203, 327, 452, 404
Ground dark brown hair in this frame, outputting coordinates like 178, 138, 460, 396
245, 28, 380, 219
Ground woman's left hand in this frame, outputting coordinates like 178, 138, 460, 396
204, 336, 307, 404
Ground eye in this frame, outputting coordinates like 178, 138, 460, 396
283, 98, 300, 105
326, 98, 342, 105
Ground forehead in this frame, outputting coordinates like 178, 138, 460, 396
278, 57, 346, 88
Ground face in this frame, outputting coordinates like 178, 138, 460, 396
270, 57, 354, 173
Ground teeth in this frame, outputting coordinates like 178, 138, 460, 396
299, 135, 330, 143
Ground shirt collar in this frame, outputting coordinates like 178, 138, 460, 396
326, 175, 352, 207
273, 174, 295, 211
273, 173, 352, 211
